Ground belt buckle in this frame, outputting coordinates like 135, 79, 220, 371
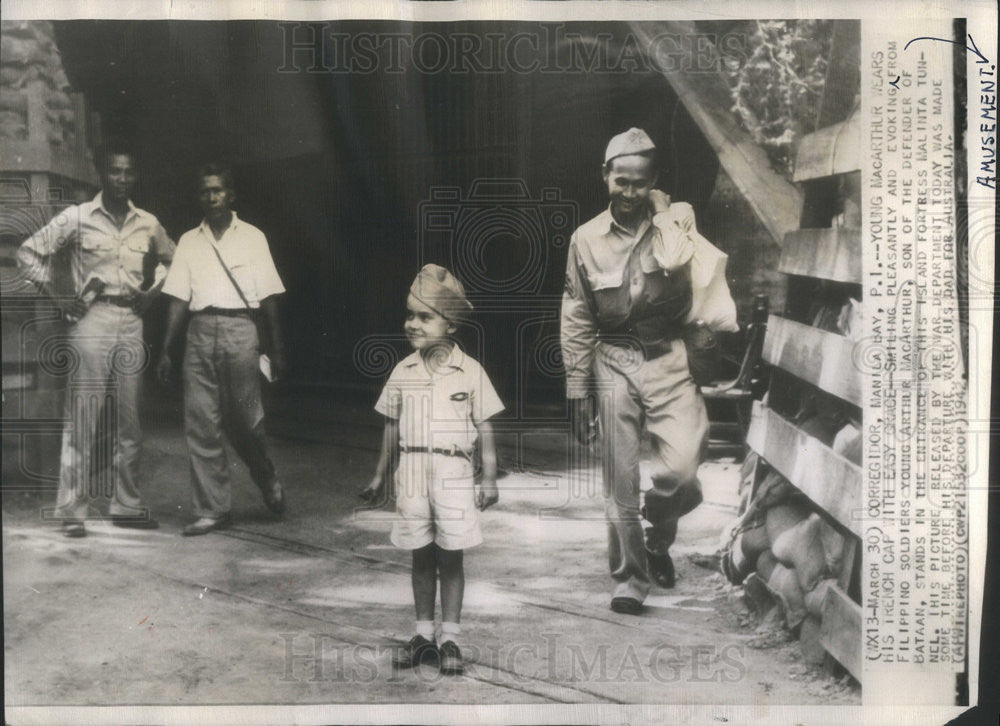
449, 444, 457, 457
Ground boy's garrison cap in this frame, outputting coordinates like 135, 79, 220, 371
409, 264, 473, 324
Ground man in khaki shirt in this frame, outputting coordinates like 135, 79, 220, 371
561, 129, 710, 614
17, 148, 175, 537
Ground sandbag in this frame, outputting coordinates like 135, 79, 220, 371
765, 501, 811, 552
723, 535, 749, 584
756, 549, 778, 581
818, 518, 848, 575
767, 562, 807, 629
741, 523, 770, 562
722, 524, 769, 584
771, 512, 828, 592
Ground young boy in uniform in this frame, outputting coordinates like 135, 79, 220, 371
361, 264, 503, 675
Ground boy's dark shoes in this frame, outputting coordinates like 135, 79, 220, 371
392, 635, 438, 669
439, 640, 464, 675
62, 519, 86, 538
610, 596, 643, 615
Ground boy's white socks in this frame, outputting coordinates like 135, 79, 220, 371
415, 620, 435, 641
440, 621, 461, 645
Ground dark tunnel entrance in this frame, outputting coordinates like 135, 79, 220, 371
51, 20, 720, 408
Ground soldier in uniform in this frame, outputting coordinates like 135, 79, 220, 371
560, 128, 711, 614
17, 148, 175, 537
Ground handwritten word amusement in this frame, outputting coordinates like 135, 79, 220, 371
977, 60, 996, 190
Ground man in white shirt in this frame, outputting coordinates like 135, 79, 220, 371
157, 163, 287, 536
17, 148, 175, 537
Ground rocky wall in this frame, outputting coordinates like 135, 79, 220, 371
1, 21, 80, 151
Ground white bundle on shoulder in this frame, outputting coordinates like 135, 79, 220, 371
649, 192, 739, 333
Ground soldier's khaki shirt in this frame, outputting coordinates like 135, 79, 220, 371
17, 192, 174, 296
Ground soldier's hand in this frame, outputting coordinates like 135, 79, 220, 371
59, 297, 88, 321
131, 289, 156, 317
568, 396, 595, 446
649, 189, 671, 214
156, 354, 172, 385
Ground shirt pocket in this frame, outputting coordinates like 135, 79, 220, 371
79, 233, 115, 271
126, 236, 151, 254
592, 281, 629, 329
446, 388, 473, 422
114, 234, 151, 280
80, 233, 114, 252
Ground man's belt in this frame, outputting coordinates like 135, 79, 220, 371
400, 444, 472, 459
95, 294, 135, 307
195, 306, 255, 318
596, 328, 677, 361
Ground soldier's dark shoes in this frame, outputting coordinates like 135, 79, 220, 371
610, 596, 643, 615
111, 514, 160, 530
439, 640, 464, 675
392, 635, 438, 669
62, 520, 86, 538
647, 548, 676, 589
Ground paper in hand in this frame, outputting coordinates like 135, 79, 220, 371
259, 354, 275, 382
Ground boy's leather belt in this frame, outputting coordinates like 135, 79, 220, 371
95, 294, 134, 307
400, 444, 472, 458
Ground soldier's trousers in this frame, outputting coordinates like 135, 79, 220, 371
54, 303, 148, 521
594, 340, 709, 603
183, 313, 277, 519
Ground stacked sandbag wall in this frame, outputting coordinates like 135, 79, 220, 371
723, 417, 861, 662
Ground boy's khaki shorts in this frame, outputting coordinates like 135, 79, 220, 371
391, 452, 483, 551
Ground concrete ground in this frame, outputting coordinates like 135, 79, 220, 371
3, 390, 859, 712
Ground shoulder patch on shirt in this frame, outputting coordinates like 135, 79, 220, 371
565, 272, 577, 299
449, 391, 469, 402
